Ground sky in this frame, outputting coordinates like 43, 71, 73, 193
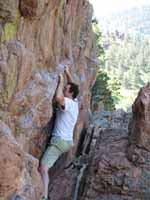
89, 0, 150, 17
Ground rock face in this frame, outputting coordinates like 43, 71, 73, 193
2, 1, 150, 199
0, 120, 42, 200
91, 109, 131, 129
72, 85, 150, 200
129, 84, 150, 151
0, 0, 97, 199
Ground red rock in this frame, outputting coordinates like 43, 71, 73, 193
0, 0, 97, 199
0, 121, 42, 200
19, 0, 38, 18
129, 84, 150, 151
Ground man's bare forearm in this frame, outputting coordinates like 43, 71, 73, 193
56, 81, 63, 98
56, 75, 64, 105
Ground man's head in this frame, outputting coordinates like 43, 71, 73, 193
64, 82, 79, 99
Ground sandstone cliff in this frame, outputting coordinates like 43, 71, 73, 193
2, 1, 150, 200
75, 85, 150, 200
0, 1, 97, 199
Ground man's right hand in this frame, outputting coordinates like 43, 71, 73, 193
64, 65, 73, 82
64, 65, 70, 75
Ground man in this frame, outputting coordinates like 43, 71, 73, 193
39, 66, 79, 200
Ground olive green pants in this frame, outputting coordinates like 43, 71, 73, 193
41, 136, 73, 168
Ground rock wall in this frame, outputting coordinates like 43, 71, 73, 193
0, 0, 97, 199
1, 1, 150, 200
73, 85, 150, 200
91, 109, 131, 129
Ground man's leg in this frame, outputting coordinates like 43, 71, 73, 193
40, 164, 49, 199
39, 136, 73, 199
39, 142, 63, 199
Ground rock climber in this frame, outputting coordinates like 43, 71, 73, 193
39, 66, 79, 200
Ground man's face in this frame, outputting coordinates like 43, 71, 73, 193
64, 84, 72, 98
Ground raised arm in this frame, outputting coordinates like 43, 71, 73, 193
64, 65, 73, 83
55, 74, 65, 106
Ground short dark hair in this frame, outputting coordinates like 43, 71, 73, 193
68, 82, 79, 99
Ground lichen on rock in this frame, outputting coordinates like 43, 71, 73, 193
2, 9, 21, 41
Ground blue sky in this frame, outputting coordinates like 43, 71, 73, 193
89, 0, 150, 17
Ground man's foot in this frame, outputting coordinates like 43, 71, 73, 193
41, 196, 48, 200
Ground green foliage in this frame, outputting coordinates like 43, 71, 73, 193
103, 32, 150, 109
91, 19, 122, 112
92, 18, 105, 61
93, 6, 150, 110
91, 70, 115, 111
108, 77, 121, 104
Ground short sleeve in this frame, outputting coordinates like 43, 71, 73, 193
64, 97, 72, 111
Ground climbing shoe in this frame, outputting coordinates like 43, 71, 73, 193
41, 196, 48, 200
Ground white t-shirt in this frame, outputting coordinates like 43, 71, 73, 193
53, 97, 79, 141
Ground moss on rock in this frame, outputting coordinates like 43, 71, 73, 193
2, 9, 20, 41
